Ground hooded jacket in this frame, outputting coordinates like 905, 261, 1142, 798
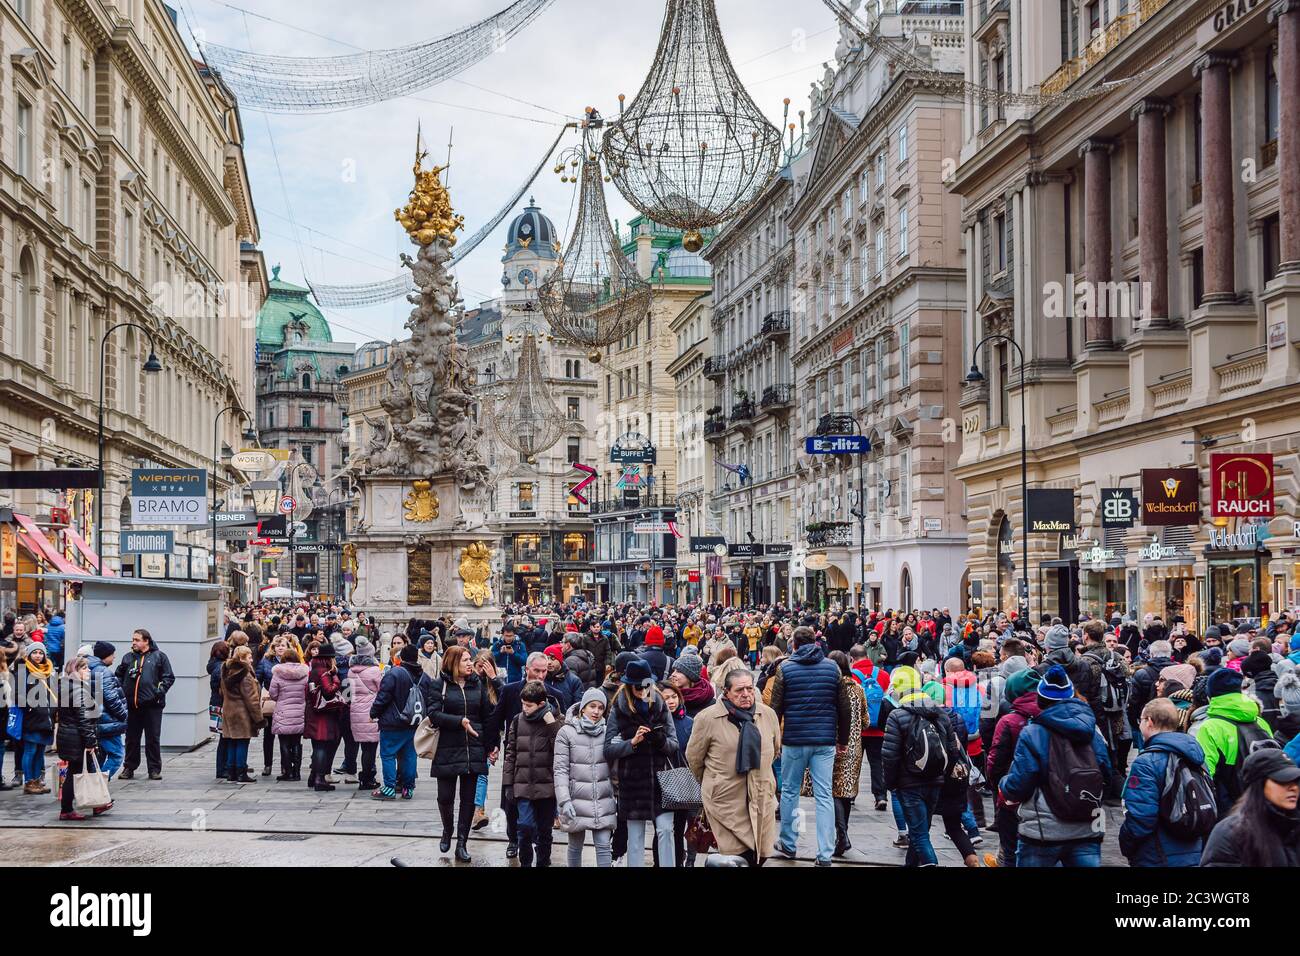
220, 658, 264, 740
553, 703, 617, 832
849, 658, 890, 738
1194, 692, 1275, 811
769, 642, 846, 747
491, 636, 528, 684
1000, 697, 1113, 843
55, 675, 98, 760
503, 701, 562, 800
86, 655, 128, 737
881, 684, 963, 791
1118, 731, 1208, 867
544, 660, 586, 711
44, 615, 65, 655
563, 639, 599, 690
1128, 655, 1174, 723
268, 661, 309, 736
347, 660, 382, 743
114, 636, 175, 709
987, 689, 1042, 809
369, 660, 423, 731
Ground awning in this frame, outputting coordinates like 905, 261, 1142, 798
62, 525, 115, 576
11, 514, 82, 575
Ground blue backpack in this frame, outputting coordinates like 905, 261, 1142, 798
860, 673, 885, 729
948, 681, 982, 737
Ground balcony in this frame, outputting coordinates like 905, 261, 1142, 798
703, 356, 727, 380
760, 310, 791, 340
760, 384, 794, 412
729, 399, 756, 423
1039, 0, 1172, 99
703, 417, 728, 441
806, 521, 853, 548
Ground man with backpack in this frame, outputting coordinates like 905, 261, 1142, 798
999, 664, 1113, 867
942, 658, 986, 831
1118, 698, 1215, 866
850, 644, 890, 809
1128, 640, 1175, 751
1081, 619, 1132, 795
369, 643, 424, 800
1194, 668, 1278, 818
881, 665, 964, 866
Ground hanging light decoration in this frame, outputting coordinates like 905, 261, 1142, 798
538, 127, 651, 364
488, 331, 567, 464
602, 0, 782, 253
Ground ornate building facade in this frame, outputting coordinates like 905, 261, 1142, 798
0, 0, 264, 612
952, 0, 1300, 628
665, 292, 713, 603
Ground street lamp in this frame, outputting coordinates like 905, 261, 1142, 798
211, 406, 255, 584
965, 333, 1029, 617
818, 413, 868, 611
96, 323, 163, 575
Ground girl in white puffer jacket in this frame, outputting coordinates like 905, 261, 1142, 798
553, 688, 617, 867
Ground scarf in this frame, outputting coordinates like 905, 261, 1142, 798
24, 656, 53, 679
723, 698, 762, 774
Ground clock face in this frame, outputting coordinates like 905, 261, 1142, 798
518, 268, 536, 285
520, 222, 533, 236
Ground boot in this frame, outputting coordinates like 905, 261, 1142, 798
454, 838, 471, 863
235, 770, 258, 784
23, 780, 48, 795
227, 767, 245, 785
518, 839, 533, 868
439, 802, 454, 851
439, 830, 452, 852
471, 806, 489, 830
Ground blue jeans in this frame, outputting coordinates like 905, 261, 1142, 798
895, 786, 941, 866
779, 743, 837, 863
225, 739, 250, 775
379, 728, 416, 790
475, 773, 489, 808
891, 792, 908, 833
22, 740, 45, 784
1016, 839, 1102, 868
99, 735, 125, 780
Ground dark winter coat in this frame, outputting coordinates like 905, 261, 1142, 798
55, 676, 98, 760
491, 637, 528, 684
545, 662, 585, 711
370, 660, 423, 731
302, 660, 343, 741
207, 658, 224, 708
1034, 649, 1096, 705
637, 646, 674, 683
881, 692, 963, 791
987, 689, 1041, 809
18, 663, 56, 742
769, 643, 846, 747
502, 703, 562, 800
220, 658, 264, 741
86, 656, 127, 737
115, 639, 175, 710
422, 671, 496, 778
604, 687, 678, 820
1246, 671, 1282, 732
1118, 731, 1208, 867
1200, 804, 1300, 867
564, 644, 598, 690
255, 653, 278, 690
488, 678, 563, 752
1128, 655, 1174, 723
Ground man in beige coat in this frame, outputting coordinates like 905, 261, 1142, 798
685, 668, 781, 865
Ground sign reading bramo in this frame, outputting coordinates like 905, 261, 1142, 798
130, 469, 208, 525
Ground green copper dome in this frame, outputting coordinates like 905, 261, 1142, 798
255, 265, 334, 348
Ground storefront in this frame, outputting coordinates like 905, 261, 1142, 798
1136, 528, 1196, 623
1079, 529, 1129, 621
1206, 523, 1268, 624
1038, 532, 1082, 623
995, 516, 1018, 614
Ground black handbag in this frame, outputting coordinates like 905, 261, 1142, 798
657, 765, 703, 812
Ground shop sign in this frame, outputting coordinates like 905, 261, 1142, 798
139, 553, 166, 578
690, 536, 725, 554
1, 524, 17, 577
1027, 489, 1075, 533
1206, 523, 1263, 551
131, 468, 209, 525
728, 542, 764, 557
627, 547, 650, 560
1100, 488, 1138, 528
633, 520, 673, 534
514, 563, 539, 573
1138, 539, 1188, 562
610, 432, 656, 464
1141, 469, 1200, 526
1210, 453, 1273, 518
508, 511, 535, 518
1082, 545, 1118, 566
832, 327, 855, 354
804, 435, 870, 454
687, 570, 700, 583
804, 553, 830, 571
121, 530, 174, 554
1205, 0, 1263, 35
923, 518, 942, 532
766, 543, 793, 555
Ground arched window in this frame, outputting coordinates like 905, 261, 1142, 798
302, 372, 311, 390
16, 248, 37, 362
573, 359, 581, 378
900, 566, 913, 612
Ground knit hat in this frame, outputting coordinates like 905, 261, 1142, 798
92, 641, 116, 661
1044, 624, 1071, 652
544, 643, 565, 663
679, 643, 701, 658
353, 636, 376, 658
621, 659, 655, 688
999, 656, 1030, 679
578, 687, 607, 713
452, 617, 473, 636
1037, 664, 1074, 702
1201, 647, 1223, 668
672, 655, 703, 684
919, 659, 938, 679
1159, 664, 1196, 691
1276, 672, 1300, 716
1006, 668, 1042, 700
399, 644, 421, 666
330, 635, 354, 658
315, 641, 336, 659
1241, 650, 1274, 678
613, 651, 636, 675
897, 651, 919, 670
889, 665, 921, 699
644, 625, 665, 647
1228, 638, 1251, 659
1205, 625, 1222, 642
1206, 668, 1243, 699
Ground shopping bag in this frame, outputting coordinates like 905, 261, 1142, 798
209, 705, 223, 735
73, 751, 111, 810
414, 717, 440, 759
4, 706, 21, 741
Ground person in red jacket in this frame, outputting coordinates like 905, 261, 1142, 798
849, 646, 890, 810
984, 668, 1042, 867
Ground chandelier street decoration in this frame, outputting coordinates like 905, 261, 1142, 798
539, 128, 652, 364
347, 134, 490, 494
488, 330, 568, 464
602, 0, 783, 252
201, 0, 557, 113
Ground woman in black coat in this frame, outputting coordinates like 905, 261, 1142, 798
1201, 751, 1300, 867
422, 645, 498, 862
604, 660, 677, 867
207, 641, 230, 781
56, 657, 102, 821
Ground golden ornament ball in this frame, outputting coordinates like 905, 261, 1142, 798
587, 349, 603, 364
682, 229, 704, 253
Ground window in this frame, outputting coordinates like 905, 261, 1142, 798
122, 99, 134, 154
1266, 45, 1280, 145
997, 343, 1010, 427
81, 62, 91, 117
899, 448, 911, 515
875, 150, 885, 190
61, 163, 72, 224
1191, 248, 1205, 308
514, 533, 541, 561
63, 38, 73, 92
16, 250, 37, 361
898, 207, 909, 258
567, 396, 580, 420
83, 181, 92, 240
841, 258, 852, 305
302, 373, 312, 390
266, 408, 275, 429
898, 124, 908, 164
301, 444, 313, 466
1192, 93, 1203, 185
875, 343, 886, 396
842, 189, 852, 223
865, 344, 876, 401
1263, 214, 1281, 285
561, 532, 586, 559
566, 438, 581, 465
301, 409, 313, 428
517, 482, 536, 512
16, 99, 32, 179
859, 167, 870, 203
1087, 0, 1101, 37
875, 227, 885, 275
860, 244, 869, 289
994, 212, 1007, 272
121, 209, 134, 270
899, 323, 911, 387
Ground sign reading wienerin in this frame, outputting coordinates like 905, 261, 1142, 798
130, 469, 208, 525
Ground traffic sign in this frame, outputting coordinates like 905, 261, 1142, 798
278, 495, 296, 515
804, 435, 870, 454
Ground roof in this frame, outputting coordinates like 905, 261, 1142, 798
458, 305, 504, 347
255, 265, 333, 347
503, 198, 559, 263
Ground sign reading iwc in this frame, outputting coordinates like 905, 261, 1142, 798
1210, 453, 1273, 518
130, 469, 208, 525
1140, 468, 1199, 526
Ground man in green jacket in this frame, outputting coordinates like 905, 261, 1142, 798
1194, 668, 1276, 817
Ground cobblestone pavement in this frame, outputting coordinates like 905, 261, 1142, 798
0, 739, 1127, 866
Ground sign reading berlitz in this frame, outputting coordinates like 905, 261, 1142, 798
1210, 453, 1273, 518
1141, 468, 1200, 526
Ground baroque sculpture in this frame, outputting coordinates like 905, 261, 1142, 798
458, 541, 493, 607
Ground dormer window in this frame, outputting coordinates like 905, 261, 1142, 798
302, 373, 312, 390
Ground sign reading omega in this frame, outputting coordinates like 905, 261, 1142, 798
1210, 453, 1273, 518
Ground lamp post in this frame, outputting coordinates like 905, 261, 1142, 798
96, 323, 163, 575
211, 406, 256, 584
818, 413, 867, 611
284, 462, 317, 599
965, 333, 1029, 617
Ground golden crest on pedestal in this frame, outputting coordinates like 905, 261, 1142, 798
403, 480, 439, 522
458, 541, 492, 608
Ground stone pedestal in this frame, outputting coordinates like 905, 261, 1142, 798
1072, 348, 1128, 434
1124, 326, 1189, 421
1185, 301, 1259, 405
1260, 271, 1300, 387
349, 474, 500, 634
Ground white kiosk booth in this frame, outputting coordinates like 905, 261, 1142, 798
30, 574, 224, 748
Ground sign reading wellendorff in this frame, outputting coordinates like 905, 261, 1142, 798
1140, 469, 1200, 526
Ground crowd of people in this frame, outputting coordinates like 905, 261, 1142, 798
2, 599, 1298, 867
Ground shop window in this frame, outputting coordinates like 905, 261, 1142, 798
561, 532, 587, 561
516, 482, 535, 512
514, 534, 541, 562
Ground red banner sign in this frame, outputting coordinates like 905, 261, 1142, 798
1210, 453, 1273, 517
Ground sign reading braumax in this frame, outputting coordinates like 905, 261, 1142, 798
130, 469, 208, 525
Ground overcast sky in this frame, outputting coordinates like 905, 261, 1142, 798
183, 0, 843, 347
